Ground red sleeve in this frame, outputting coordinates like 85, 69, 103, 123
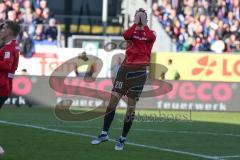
123, 24, 137, 40
144, 26, 156, 42
12, 49, 19, 72
0, 47, 14, 72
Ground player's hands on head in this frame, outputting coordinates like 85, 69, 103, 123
134, 11, 140, 25
134, 8, 147, 26
139, 12, 147, 26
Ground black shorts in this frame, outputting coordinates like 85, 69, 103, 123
0, 96, 8, 109
112, 66, 147, 101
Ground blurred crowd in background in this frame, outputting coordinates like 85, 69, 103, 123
0, 0, 239, 55
153, 0, 240, 53
0, 0, 58, 56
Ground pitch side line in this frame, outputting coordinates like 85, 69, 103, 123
43, 125, 240, 138
216, 155, 240, 159
0, 120, 217, 160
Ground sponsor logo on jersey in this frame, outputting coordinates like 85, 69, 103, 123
4, 51, 10, 59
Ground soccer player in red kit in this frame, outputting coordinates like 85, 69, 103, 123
0, 21, 20, 108
91, 8, 156, 150
0, 21, 20, 155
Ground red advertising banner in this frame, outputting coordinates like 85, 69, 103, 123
4, 76, 240, 112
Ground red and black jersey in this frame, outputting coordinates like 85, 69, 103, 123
122, 24, 156, 66
0, 40, 19, 96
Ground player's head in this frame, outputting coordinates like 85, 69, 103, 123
0, 20, 21, 40
78, 51, 88, 60
82, 51, 87, 56
134, 8, 147, 27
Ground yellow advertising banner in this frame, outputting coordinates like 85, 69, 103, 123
153, 52, 240, 82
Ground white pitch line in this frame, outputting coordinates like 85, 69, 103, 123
0, 120, 217, 160
216, 155, 240, 159
42, 124, 240, 138
129, 128, 240, 138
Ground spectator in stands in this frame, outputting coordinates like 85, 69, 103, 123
19, 30, 34, 57
232, 0, 239, 20
33, 24, 44, 41
226, 34, 240, 52
0, 2, 7, 14
152, 2, 162, 17
39, 0, 47, 11
23, 12, 36, 37
0, 0, 57, 46
12, 2, 22, 20
4, 0, 13, 12
0, 12, 6, 22
21, 0, 33, 15
153, 0, 240, 52
177, 27, 188, 51
45, 18, 57, 42
34, 7, 41, 19
41, 7, 50, 24
0, 2, 6, 22
7, 10, 17, 22
32, 0, 41, 9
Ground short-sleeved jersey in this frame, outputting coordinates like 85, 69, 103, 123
0, 40, 19, 96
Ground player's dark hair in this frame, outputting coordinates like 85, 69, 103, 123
4, 20, 21, 37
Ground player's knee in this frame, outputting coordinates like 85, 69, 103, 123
106, 102, 117, 111
112, 91, 122, 100
127, 105, 136, 112
128, 98, 137, 106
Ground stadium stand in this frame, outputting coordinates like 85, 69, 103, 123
152, 0, 240, 52
0, 0, 58, 57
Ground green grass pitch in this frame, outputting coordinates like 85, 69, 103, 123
0, 106, 240, 160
